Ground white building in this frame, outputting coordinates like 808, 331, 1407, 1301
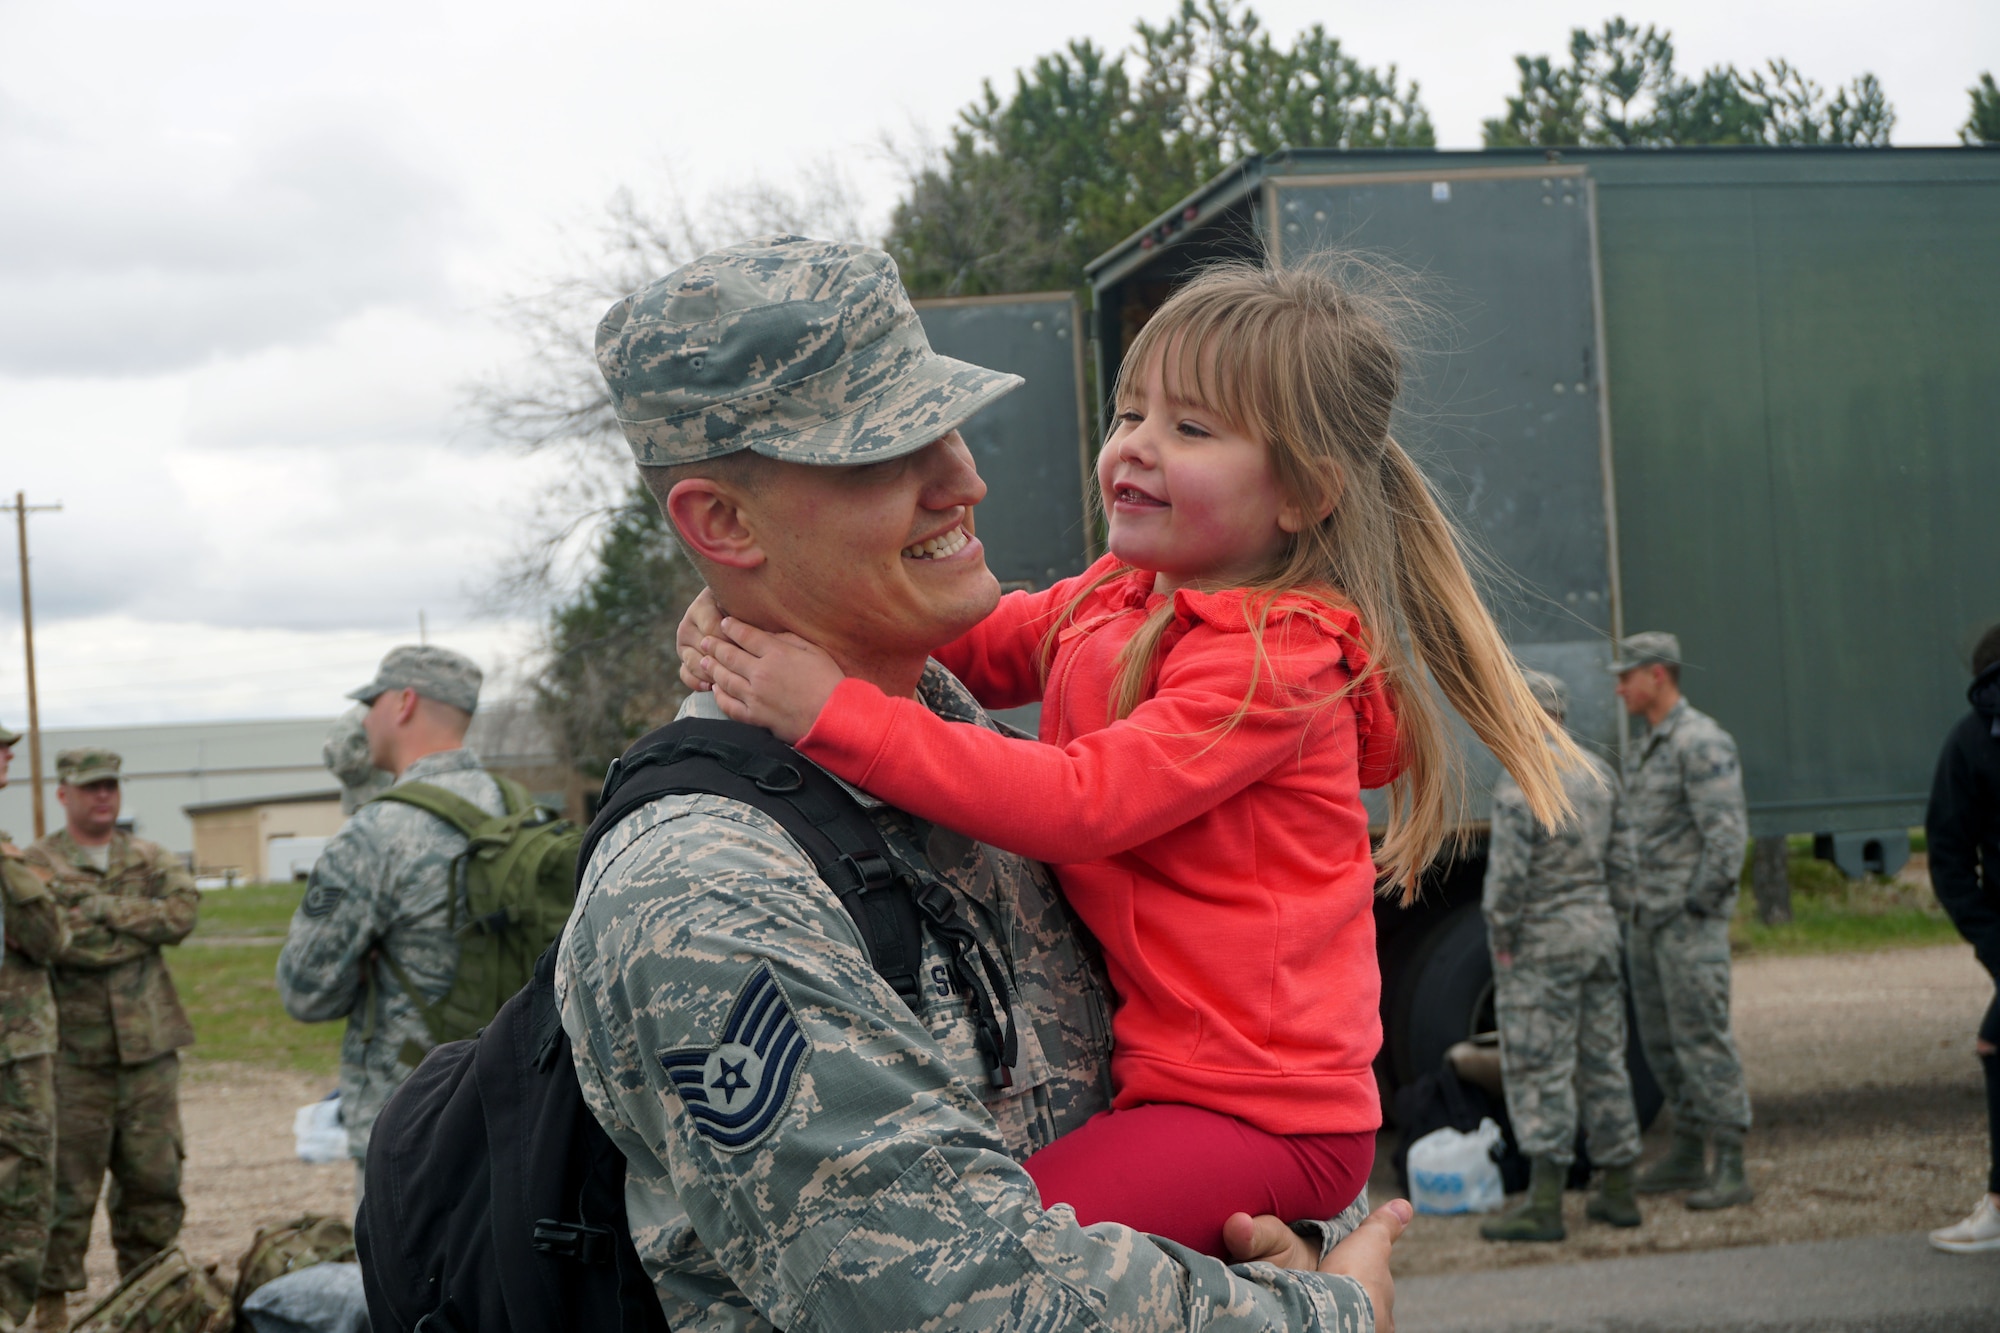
0, 703, 568, 860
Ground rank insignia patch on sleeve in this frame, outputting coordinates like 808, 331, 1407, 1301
659, 963, 809, 1152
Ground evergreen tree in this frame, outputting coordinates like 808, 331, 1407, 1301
1965, 73, 2000, 145
1483, 17, 1894, 148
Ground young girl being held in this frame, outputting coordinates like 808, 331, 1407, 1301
690, 258, 1589, 1257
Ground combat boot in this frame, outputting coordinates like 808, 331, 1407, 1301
31, 1292, 63, 1333
1586, 1164, 1642, 1227
1480, 1156, 1567, 1242
1636, 1127, 1709, 1193
1687, 1129, 1755, 1210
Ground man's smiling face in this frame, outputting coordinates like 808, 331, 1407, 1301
744, 430, 1002, 678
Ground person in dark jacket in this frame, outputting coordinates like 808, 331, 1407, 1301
1927, 623, 2000, 1253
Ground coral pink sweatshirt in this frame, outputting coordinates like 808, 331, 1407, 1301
798, 555, 1400, 1135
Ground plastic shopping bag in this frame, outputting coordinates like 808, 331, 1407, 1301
1406, 1116, 1506, 1214
293, 1092, 348, 1165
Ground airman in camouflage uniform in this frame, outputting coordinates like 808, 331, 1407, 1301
24, 749, 198, 1322
323, 707, 394, 816
278, 645, 497, 1188
0, 724, 70, 1329
558, 237, 1389, 1332
1479, 673, 1642, 1243
1607, 632, 1754, 1211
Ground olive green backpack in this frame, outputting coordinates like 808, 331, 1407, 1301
230, 1215, 356, 1315
70, 1247, 234, 1333
370, 776, 582, 1068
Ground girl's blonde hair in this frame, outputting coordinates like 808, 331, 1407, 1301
1066, 257, 1588, 901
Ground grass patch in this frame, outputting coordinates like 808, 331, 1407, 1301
174, 884, 342, 1078
1731, 854, 1962, 956
193, 882, 305, 938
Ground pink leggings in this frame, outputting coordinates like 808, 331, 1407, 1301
1023, 1102, 1374, 1257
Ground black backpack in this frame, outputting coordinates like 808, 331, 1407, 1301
356, 718, 1015, 1333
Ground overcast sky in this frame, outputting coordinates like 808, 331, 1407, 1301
0, 0, 1990, 727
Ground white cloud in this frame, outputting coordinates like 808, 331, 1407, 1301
0, 613, 539, 728
0, 111, 460, 375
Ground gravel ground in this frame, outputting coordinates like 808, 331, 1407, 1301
1377, 942, 1995, 1277
51, 943, 1996, 1309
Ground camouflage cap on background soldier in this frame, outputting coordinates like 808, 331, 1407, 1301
1520, 669, 1569, 718
1609, 631, 1683, 673
596, 234, 1023, 467
347, 646, 482, 716
55, 750, 120, 786
0, 722, 20, 747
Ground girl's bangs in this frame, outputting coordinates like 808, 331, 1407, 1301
1124, 300, 1274, 439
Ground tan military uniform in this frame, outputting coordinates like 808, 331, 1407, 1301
0, 838, 67, 1325
24, 830, 197, 1292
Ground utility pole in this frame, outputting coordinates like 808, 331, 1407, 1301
12, 493, 61, 839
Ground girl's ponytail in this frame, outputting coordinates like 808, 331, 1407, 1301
1373, 436, 1588, 899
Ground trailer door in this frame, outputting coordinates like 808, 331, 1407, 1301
1270, 168, 1620, 759
914, 294, 1095, 592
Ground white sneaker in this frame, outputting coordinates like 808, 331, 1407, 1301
1929, 1195, 2000, 1253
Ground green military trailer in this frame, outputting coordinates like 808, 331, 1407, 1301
913, 145, 2000, 1104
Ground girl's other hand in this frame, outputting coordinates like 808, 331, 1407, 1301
677, 588, 723, 691
703, 618, 846, 745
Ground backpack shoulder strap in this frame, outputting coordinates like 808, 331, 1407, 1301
371, 780, 494, 838
580, 718, 926, 1009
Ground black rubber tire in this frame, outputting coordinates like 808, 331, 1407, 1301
1386, 903, 1665, 1128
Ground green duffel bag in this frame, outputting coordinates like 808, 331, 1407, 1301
69, 1246, 233, 1333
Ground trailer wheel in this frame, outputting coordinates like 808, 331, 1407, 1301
1386, 903, 1664, 1128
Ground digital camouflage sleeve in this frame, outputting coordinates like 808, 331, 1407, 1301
277, 748, 504, 1159
1609, 699, 1749, 921
557, 679, 1376, 1333
1482, 747, 1620, 960
27, 831, 197, 1066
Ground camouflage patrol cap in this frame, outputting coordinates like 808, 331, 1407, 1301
0, 721, 19, 747
1609, 630, 1682, 674
1520, 668, 1569, 717
596, 235, 1024, 466
56, 748, 120, 786
347, 645, 482, 715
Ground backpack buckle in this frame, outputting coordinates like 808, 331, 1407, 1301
838, 851, 895, 892
531, 1219, 614, 1265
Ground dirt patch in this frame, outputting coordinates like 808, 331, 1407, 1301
53, 944, 1996, 1306
1378, 943, 1994, 1276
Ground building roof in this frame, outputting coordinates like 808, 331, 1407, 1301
183, 789, 342, 816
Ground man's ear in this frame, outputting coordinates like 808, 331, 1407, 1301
666, 478, 765, 570
392, 688, 421, 727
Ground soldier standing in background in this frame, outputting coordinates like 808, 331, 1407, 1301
1608, 632, 1755, 1212
1480, 671, 1643, 1243
278, 646, 495, 1202
25, 750, 198, 1333
322, 706, 394, 816
0, 726, 69, 1332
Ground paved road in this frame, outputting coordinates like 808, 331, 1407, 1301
1394, 1231, 2000, 1332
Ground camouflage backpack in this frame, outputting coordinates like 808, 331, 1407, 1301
70, 1247, 233, 1333
370, 776, 581, 1066
231, 1215, 356, 1314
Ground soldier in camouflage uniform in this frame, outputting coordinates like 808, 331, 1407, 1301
278, 645, 497, 1199
24, 750, 198, 1329
558, 236, 1400, 1333
1608, 632, 1755, 1211
1479, 672, 1642, 1243
323, 707, 394, 816
0, 725, 70, 1331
